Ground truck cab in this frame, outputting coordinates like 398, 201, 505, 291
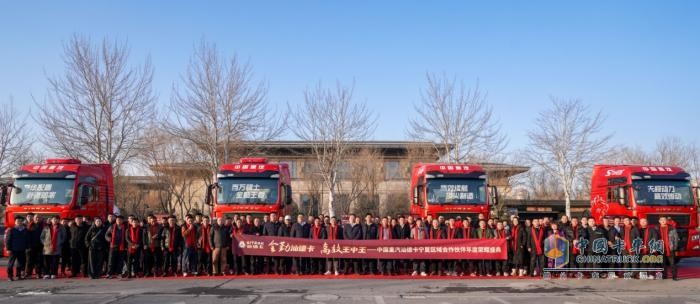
590, 164, 700, 257
206, 158, 293, 219
409, 163, 497, 222
2, 158, 115, 254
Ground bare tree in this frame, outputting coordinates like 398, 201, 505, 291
288, 81, 376, 217
524, 98, 612, 217
37, 35, 155, 172
610, 136, 700, 183
408, 73, 506, 163
337, 148, 383, 215
167, 39, 285, 187
0, 98, 32, 177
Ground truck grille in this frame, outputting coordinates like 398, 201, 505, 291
645, 214, 691, 227
436, 212, 481, 221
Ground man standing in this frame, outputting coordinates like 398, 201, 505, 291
181, 215, 198, 277
527, 219, 546, 277
262, 213, 281, 274
309, 217, 327, 274
105, 215, 127, 279
197, 216, 213, 276
377, 217, 393, 275
69, 216, 89, 278
638, 218, 659, 278
41, 216, 67, 279
362, 213, 378, 275
126, 217, 143, 278
161, 216, 181, 277
619, 217, 640, 271
6, 216, 29, 281
657, 217, 679, 280
277, 215, 294, 274
493, 221, 509, 276
410, 218, 427, 277
393, 215, 411, 275
85, 217, 107, 279
343, 214, 362, 275
143, 214, 162, 277
291, 214, 311, 275
509, 217, 526, 276
210, 217, 229, 276
24, 213, 44, 279
475, 220, 492, 276
324, 216, 342, 276
445, 218, 462, 276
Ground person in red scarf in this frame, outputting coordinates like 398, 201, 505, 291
474, 219, 493, 276
392, 215, 411, 275
657, 217, 679, 280
377, 217, 393, 276
161, 216, 182, 277
638, 218, 659, 278
526, 218, 546, 277
493, 221, 509, 276
410, 218, 427, 277
509, 216, 527, 276
143, 214, 162, 277
105, 215, 127, 279
618, 217, 640, 271
40, 215, 66, 279
566, 217, 584, 272
444, 218, 463, 276
181, 215, 198, 277
427, 218, 446, 276
308, 217, 327, 274
126, 216, 144, 278
324, 216, 343, 276
197, 216, 213, 276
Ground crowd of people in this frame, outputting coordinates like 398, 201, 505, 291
3, 211, 680, 281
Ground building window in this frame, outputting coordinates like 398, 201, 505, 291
302, 160, 320, 178
384, 161, 401, 180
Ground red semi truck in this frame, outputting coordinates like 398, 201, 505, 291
2, 158, 117, 255
590, 164, 700, 258
205, 158, 293, 219
409, 163, 498, 221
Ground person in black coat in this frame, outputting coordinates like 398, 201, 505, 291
392, 215, 411, 275
362, 213, 378, 275
290, 214, 311, 274
343, 214, 362, 274
277, 215, 294, 274
308, 217, 327, 274
527, 219, 546, 277
85, 218, 107, 279
69, 217, 89, 278
6, 217, 29, 281
261, 213, 281, 274
24, 213, 44, 279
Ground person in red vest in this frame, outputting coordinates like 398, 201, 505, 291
527, 218, 546, 277
309, 217, 327, 274
161, 216, 182, 277
126, 216, 143, 278
427, 218, 446, 276
657, 216, 679, 280
377, 217, 393, 276
493, 221, 509, 276
461, 218, 476, 276
324, 216, 343, 276
444, 218, 462, 276
197, 216, 213, 276
509, 216, 527, 277
143, 214, 162, 277
105, 215, 127, 279
181, 215, 198, 277
410, 218, 427, 277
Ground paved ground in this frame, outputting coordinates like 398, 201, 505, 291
1, 259, 699, 304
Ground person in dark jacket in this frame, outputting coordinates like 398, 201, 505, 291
262, 213, 281, 274
526, 219, 546, 277
308, 217, 327, 274
161, 216, 182, 277
290, 214, 310, 275
60, 218, 72, 277
69, 216, 89, 278
6, 216, 29, 281
509, 217, 527, 276
324, 216, 343, 275
342, 214, 362, 274
276, 215, 294, 274
426, 219, 446, 276
85, 217, 107, 279
143, 214, 162, 277
24, 213, 44, 279
657, 216, 679, 280
197, 216, 213, 276
210, 217, 229, 276
105, 215, 127, 279
392, 215, 411, 275
362, 213, 378, 275
126, 216, 144, 278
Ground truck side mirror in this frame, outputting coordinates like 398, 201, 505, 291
489, 186, 498, 206
285, 185, 293, 205
617, 187, 627, 206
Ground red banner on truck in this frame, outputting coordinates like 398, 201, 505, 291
233, 235, 507, 260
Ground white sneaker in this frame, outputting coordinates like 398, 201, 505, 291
503, 272, 509, 277
411, 271, 418, 276
420, 272, 427, 277
43, 275, 50, 280
50, 275, 56, 279
324, 271, 331, 275
334, 271, 339, 276
183, 273, 188, 277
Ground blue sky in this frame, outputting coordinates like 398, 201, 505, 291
1, 1, 698, 152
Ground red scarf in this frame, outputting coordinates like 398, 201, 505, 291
110, 224, 126, 251
429, 228, 442, 239
572, 225, 580, 254
624, 225, 632, 251
463, 226, 472, 239
378, 225, 392, 240
642, 227, 651, 254
312, 225, 322, 239
328, 225, 337, 240
511, 225, 519, 251
129, 226, 141, 253
479, 228, 487, 239
149, 225, 159, 251
412, 227, 424, 240
496, 229, 505, 239
168, 226, 176, 252
50, 224, 59, 253
660, 226, 671, 256
447, 227, 457, 239
531, 227, 544, 255
183, 224, 196, 247
201, 225, 211, 253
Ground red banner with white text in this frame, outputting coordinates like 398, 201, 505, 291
233, 235, 507, 260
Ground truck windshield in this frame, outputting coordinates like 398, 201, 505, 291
633, 179, 692, 206
427, 178, 486, 204
10, 178, 75, 205
217, 178, 279, 205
